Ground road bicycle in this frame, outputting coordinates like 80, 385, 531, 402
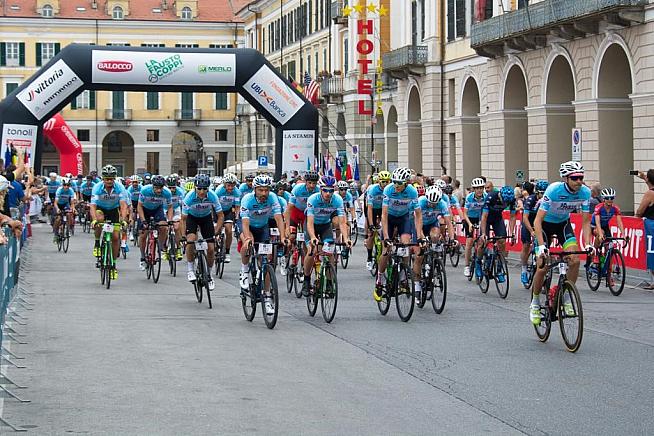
305, 242, 341, 323
375, 241, 418, 322
446, 233, 462, 267
165, 221, 178, 277
585, 236, 628, 296
285, 224, 306, 299
55, 210, 71, 253
214, 229, 226, 279
143, 219, 164, 284
96, 221, 119, 289
189, 237, 213, 309
349, 217, 359, 246
368, 226, 383, 278
534, 249, 588, 353
523, 242, 538, 290
475, 236, 510, 299
241, 241, 281, 329
417, 240, 447, 314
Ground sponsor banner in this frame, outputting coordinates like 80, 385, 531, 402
42, 114, 84, 176
452, 211, 648, 270
1, 124, 37, 168
16, 59, 83, 120
244, 65, 303, 125
282, 130, 314, 173
91, 50, 235, 86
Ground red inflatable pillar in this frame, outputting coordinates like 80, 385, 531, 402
42, 114, 84, 176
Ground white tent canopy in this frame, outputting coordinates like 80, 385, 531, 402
226, 160, 275, 175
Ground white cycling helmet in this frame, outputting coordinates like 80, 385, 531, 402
435, 179, 447, 189
223, 173, 238, 184
391, 167, 412, 183
559, 161, 584, 178
471, 177, 485, 188
0, 175, 9, 192
601, 187, 616, 198
425, 186, 443, 203
337, 180, 349, 189
49, 172, 57, 178
253, 174, 273, 188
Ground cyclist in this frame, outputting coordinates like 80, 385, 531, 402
365, 170, 391, 271
239, 174, 255, 197
336, 180, 357, 240
214, 173, 241, 263
90, 165, 129, 280
137, 175, 173, 271
211, 176, 222, 192
590, 187, 627, 256
275, 181, 292, 203
126, 176, 143, 240
44, 172, 61, 213
143, 174, 152, 186
301, 175, 351, 296
287, 170, 319, 237
461, 178, 487, 277
477, 185, 517, 281
530, 161, 592, 325
520, 180, 547, 286
413, 186, 454, 301
78, 175, 95, 203
53, 178, 77, 242
374, 167, 424, 301
181, 174, 223, 291
165, 174, 185, 261
238, 175, 287, 316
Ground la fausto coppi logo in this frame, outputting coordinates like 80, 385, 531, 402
145, 54, 183, 83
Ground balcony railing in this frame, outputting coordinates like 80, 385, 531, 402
175, 109, 202, 121
331, 1, 348, 25
105, 109, 132, 121
382, 45, 428, 78
320, 76, 344, 103
471, 0, 646, 56
236, 103, 252, 116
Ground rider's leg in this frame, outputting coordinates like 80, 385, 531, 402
224, 222, 233, 253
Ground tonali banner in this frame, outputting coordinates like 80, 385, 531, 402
42, 114, 84, 176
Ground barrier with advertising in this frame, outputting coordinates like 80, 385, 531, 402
282, 130, 314, 172
453, 211, 648, 270
42, 114, 84, 176
1, 123, 37, 168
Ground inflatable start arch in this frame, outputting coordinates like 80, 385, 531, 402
0, 44, 319, 178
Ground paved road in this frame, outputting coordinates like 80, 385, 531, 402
2, 225, 654, 434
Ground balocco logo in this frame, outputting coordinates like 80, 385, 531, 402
97, 61, 133, 72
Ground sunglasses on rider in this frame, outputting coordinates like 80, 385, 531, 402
604, 196, 615, 201
322, 188, 335, 194
393, 181, 406, 186
196, 187, 208, 191
569, 175, 584, 181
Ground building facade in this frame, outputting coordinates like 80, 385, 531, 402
0, 0, 247, 177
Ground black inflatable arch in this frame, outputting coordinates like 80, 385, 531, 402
0, 44, 318, 179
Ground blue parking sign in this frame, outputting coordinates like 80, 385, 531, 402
258, 155, 268, 168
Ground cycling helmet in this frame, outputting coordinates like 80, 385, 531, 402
151, 175, 165, 187
49, 172, 57, 178
372, 173, 379, 183
101, 165, 117, 179
166, 174, 179, 187
601, 187, 616, 198
378, 170, 392, 182
337, 180, 349, 190
304, 171, 319, 182
443, 185, 453, 195
245, 174, 255, 181
535, 180, 549, 193
253, 174, 273, 188
64, 172, 73, 179
194, 174, 210, 189
0, 175, 8, 192
223, 173, 238, 185
559, 161, 584, 178
143, 174, 152, 184
350, 182, 358, 189
416, 184, 426, 197
391, 167, 411, 183
61, 178, 71, 185
471, 177, 485, 188
184, 180, 196, 191
435, 179, 447, 189
318, 175, 337, 189
500, 185, 515, 202
425, 186, 443, 203
132, 175, 142, 183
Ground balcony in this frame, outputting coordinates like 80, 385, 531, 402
175, 109, 202, 125
105, 109, 132, 124
320, 76, 344, 104
471, 0, 647, 58
382, 45, 428, 79
331, 1, 348, 25
236, 103, 253, 116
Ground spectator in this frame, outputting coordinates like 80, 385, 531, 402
636, 170, 654, 288
485, 180, 495, 194
0, 175, 23, 244
452, 179, 463, 204
589, 182, 602, 212
4, 168, 26, 220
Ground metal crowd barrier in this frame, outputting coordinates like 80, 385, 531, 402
0, 226, 21, 345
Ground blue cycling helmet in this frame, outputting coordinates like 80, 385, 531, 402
195, 173, 211, 189
500, 185, 515, 202
535, 180, 549, 193
318, 175, 337, 189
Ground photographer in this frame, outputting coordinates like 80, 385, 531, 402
635, 170, 654, 288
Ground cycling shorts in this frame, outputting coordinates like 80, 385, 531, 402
485, 215, 507, 238
366, 208, 383, 228
83, 194, 92, 203
592, 224, 611, 238
464, 217, 479, 238
422, 223, 439, 237
542, 220, 577, 249
185, 214, 215, 240
97, 207, 120, 224
250, 225, 270, 244
290, 206, 306, 228
307, 222, 334, 246
223, 208, 236, 223
521, 224, 533, 245
387, 214, 412, 238
139, 206, 166, 230
48, 192, 56, 202
131, 200, 138, 210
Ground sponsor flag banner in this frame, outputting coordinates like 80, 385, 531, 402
42, 114, 84, 176
244, 65, 304, 125
1, 124, 37, 168
91, 50, 236, 86
16, 59, 83, 120
282, 130, 314, 173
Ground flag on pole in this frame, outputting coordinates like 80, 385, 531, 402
303, 71, 320, 105
335, 156, 342, 180
353, 156, 360, 181
306, 156, 311, 171
314, 155, 319, 172
289, 75, 303, 93
345, 163, 353, 181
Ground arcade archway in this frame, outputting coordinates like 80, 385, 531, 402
102, 130, 134, 177
171, 131, 203, 177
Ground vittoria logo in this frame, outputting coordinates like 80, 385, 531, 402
25, 68, 64, 101
97, 61, 133, 72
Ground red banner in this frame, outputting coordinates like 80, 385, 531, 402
454, 211, 648, 270
42, 114, 84, 176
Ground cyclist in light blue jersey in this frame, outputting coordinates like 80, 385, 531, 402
530, 161, 592, 326
364, 171, 391, 271
90, 165, 129, 279
137, 175, 173, 271
45, 172, 61, 204
126, 175, 142, 238
166, 174, 185, 261
275, 181, 292, 203
461, 177, 488, 277
181, 174, 223, 287
214, 173, 241, 263
288, 171, 320, 230
336, 180, 357, 235
239, 174, 254, 198
53, 178, 77, 242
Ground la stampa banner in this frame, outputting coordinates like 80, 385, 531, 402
282, 130, 314, 173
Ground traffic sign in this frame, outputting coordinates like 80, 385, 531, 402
572, 128, 582, 161
258, 155, 268, 168
515, 170, 525, 184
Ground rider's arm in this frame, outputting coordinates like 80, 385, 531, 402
180, 214, 187, 236
367, 203, 375, 228
522, 210, 534, 234
616, 214, 625, 237
306, 215, 317, 242
165, 203, 173, 222
215, 209, 224, 231
381, 206, 389, 240
445, 214, 455, 240
274, 213, 285, 241
508, 213, 516, 239
137, 202, 146, 222
89, 203, 98, 222
480, 211, 488, 237
582, 211, 592, 247
414, 208, 424, 240
533, 209, 547, 248
241, 217, 253, 242
119, 200, 128, 222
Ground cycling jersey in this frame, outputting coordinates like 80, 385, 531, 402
240, 192, 282, 229
279, 190, 292, 203
277, 195, 288, 211
443, 193, 460, 209
55, 187, 76, 207
540, 182, 591, 224
382, 184, 419, 217
290, 183, 319, 211
239, 183, 254, 197
169, 186, 186, 212
523, 194, 539, 224
214, 185, 242, 212
78, 181, 95, 197
91, 182, 127, 210
464, 192, 487, 219
126, 184, 142, 202
339, 190, 354, 209
182, 190, 221, 218
592, 203, 621, 227
366, 184, 385, 209
418, 197, 450, 226
138, 185, 173, 211
45, 179, 61, 194
306, 192, 345, 225
482, 191, 516, 220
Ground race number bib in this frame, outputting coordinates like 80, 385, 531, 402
195, 240, 208, 251
103, 223, 114, 232
258, 243, 273, 255
270, 228, 280, 236
322, 243, 335, 254
396, 247, 409, 257
297, 232, 305, 242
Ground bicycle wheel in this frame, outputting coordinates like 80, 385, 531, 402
468, 253, 476, 282
63, 228, 70, 253
478, 255, 489, 293
395, 263, 415, 322
100, 242, 107, 285
104, 245, 113, 290
534, 288, 552, 343
193, 258, 203, 303
215, 238, 225, 278
417, 256, 430, 309
371, 244, 379, 278
607, 250, 626, 296
293, 248, 304, 298
57, 228, 63, 252
262, 264, 279, 329
431, 257, 447, 314
494, 253, 509, 299
307, 276, 318, 317
557, 281, 583, 353
321, 262, 338, 323
199, 252, 212, 309
340, 247, 349, 269
286, 262, 295, 294
525, 252, 537, 289
152, 242, 162, 283
351, 223, 358, 246
585, 254, 602, 292
449, 245, 460, 267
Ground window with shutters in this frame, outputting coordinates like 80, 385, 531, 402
5, 43, 19, 66
307, 55, 311, 79
518, 0, 529, 8
215, 129, 228, 142
175, 43, 199, 48
77, 130, 90, 142
308, 0, 313, 34
146, 92, 159, 110
73, 90, 95, 110
5, 83, 18, 98
343, 37, 349, 74
215, 93, 228, 110
146, 130, 159, 142
276, 19, 281, 50
41, 42, 56, 63
420, 0, 425, 41
447, 0, 467, 41
209, 44, 233, 49
141, 43, 165, 47
314, 51, 319, 77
